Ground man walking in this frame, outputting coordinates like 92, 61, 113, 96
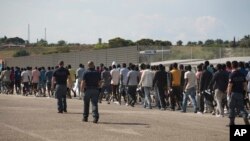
120, 63, 129, 105
153, 64, 168, 110
127, 64, 139, 107
227, 61, 249, 126
199, 64, 213, 114
209, 64, 229, 117
170, 63, 182, 111
181, 65, 197, 113
139, 64, 153, 109
52, 61, 70, 113
110, 65, 120, 103
76, 64, 85, 99
45, 67, 53, 97
81, 61, 101, 123
100, 67, 112, 104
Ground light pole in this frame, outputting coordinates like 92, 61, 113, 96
162, 46, 163, 61
105, 45, 107, 67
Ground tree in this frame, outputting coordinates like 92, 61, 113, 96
176, 40, 183, 46
136, 38, 155, 46
108, 37, 131, 48
187, 41, 197, 46
126, 40, 136, 46
224, 40, 229, 44
6, 37, 25, 44
155, 40, 172, 46
198, 41, 203, 45
204, 39, 215, 46
187, 41, 192, 46
57, 40, 67, 46
215, 39, 223, 45
37, 39, 48, 46
0, 36, 7, 44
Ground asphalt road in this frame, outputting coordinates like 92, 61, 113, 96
0, 94, 242, 141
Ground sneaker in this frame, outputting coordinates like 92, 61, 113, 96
58, 111, 63, 114
176, 107, 181, 111
82, 117, 88, 122
93, 118, 98, 123
197, 111, 203, 114
63, 109, 67, 113
216, 115, 223, 118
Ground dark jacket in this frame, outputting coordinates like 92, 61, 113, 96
153, 70, 168, 88
199, 70, 213, 92
209, 70, 229, 92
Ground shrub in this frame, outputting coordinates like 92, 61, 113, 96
13, 49, 30, 57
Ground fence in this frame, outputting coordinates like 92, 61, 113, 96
5, 46, 138, 68
4, 46, 250, 68
139, 46, 250, 63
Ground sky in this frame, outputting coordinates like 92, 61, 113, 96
0, 0, 250, 44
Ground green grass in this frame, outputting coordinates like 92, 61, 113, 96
0, 45, 94, 58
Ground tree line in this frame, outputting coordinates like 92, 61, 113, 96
1, 35, 250, 48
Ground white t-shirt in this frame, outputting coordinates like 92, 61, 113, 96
21, 71, 30, 82
139, 69, 153, 87
110, 69, 120, 85
184, 71, 196, 90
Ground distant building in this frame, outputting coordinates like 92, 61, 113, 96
0, 43, 25, 48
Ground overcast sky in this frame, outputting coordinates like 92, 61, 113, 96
0, 0, 249, 44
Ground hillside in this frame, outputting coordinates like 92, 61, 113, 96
0, 45, 94, 59
1, 45, 250, 61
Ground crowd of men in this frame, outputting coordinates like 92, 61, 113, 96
0, 60, 250, 125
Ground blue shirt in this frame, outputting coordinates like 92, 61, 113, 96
229, 70, 246, 93
83, 68, 101, 88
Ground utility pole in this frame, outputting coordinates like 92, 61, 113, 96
45, 28, 47, 41
28, 24, 30, 44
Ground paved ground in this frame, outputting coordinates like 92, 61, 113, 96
0, 94, 245, 141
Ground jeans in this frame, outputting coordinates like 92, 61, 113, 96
119, 85, 128, 103
157, 86, 166, 109
55, 84, 67, 112
182, 87, 197, 112
110, 84, 119, 102
127, 86, 137, 106
229, 92, 248, 119
214, 89, 226, 116
170, 86, 182, 109
199, 91, 214, 113
83, 89, 99, 119
143, 87, 152, 108
99, 85, 111, 102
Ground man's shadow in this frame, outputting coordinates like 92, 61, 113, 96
99, 122, 150, 126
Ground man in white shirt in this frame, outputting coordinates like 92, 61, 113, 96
21, 67, 30, 96
110, 65, 120, 104
181, 65, 197, 113
139, 64, 153, 109
76, 64, 85, 99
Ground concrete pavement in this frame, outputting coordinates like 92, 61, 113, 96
0, 94, 239, 141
